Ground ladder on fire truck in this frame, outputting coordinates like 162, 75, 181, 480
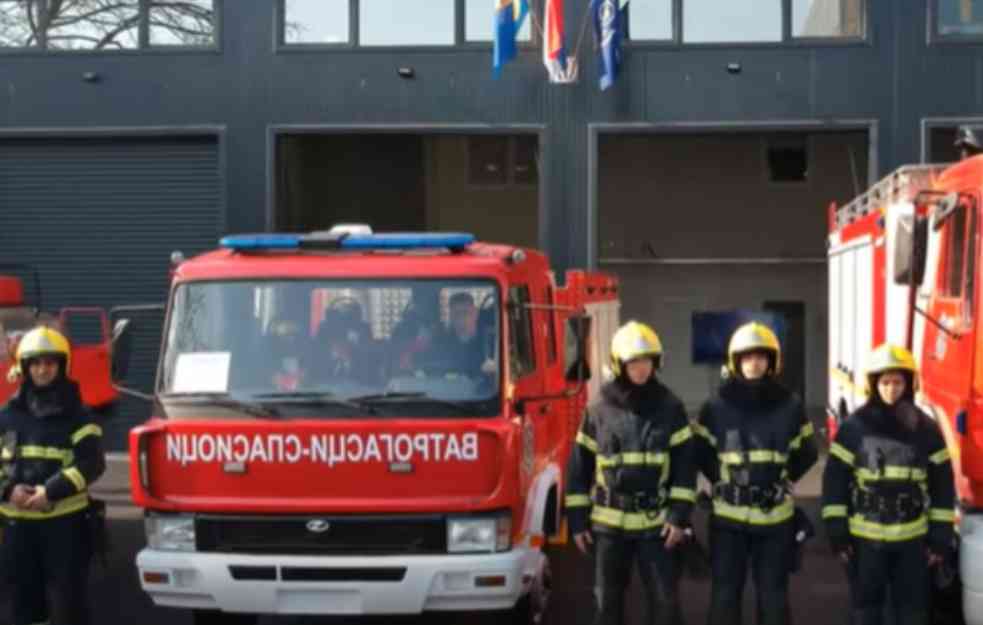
832, 164, 950, 229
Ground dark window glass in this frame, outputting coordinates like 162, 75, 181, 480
944, 204, 968, 297
508, 286, 535, 378
469, 136, 509, 186
513, 136, 539, 185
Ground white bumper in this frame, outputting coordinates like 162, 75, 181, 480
136, 546, 541, 615
962, 514, 983, 625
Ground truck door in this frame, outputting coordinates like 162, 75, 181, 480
921, 193, 977, 443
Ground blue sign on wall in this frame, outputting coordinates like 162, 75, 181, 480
691, 309, 786, 365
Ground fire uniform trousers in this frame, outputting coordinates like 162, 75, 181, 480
0, 379, 106, 625
821, 402, 955, 625
565, 378, 697, 625
693, 378, 818, 625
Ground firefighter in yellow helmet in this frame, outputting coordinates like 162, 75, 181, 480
565, 320, 696, 625
693, 322, 818, 625
0, 326, 105, 625
821, 344, 954, 625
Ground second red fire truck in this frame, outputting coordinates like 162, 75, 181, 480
828, 157, 983, 623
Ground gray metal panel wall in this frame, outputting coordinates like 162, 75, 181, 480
0, 136, 222, 448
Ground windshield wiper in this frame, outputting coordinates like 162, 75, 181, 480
348, 392, 477, 415
252, 391, 377, 415
164, 393, 281, 419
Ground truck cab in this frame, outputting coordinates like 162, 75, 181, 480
126, 228, 618, 624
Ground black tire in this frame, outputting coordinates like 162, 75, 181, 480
508, 550, 553, 625
191, 609, 258, 625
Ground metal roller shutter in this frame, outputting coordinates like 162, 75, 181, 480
0, 135, 223, 450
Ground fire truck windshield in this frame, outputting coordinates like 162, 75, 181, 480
158, 278, 502, 417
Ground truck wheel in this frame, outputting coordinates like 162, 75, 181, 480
511, 550, 553, 625
191, 609, 258, 625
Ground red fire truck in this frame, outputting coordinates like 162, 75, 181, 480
0, 265, 117, 409
122, 227, 619, 624
827, 158, 983, 623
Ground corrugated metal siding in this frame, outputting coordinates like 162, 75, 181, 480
0, 136, 222, 450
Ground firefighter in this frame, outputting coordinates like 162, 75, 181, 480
821, 344, 955, 625
693, 322, 818, 625
955, 125, 982, 160
565, 320, 697, 625
0, 326, 106, 625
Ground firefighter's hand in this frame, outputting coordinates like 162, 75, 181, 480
574, 531, 594, 555
662, 523, 687, 550
23, 485, 51, 512
8, 484, 34, 508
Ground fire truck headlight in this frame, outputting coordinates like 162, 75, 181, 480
145, 513, 196, 552
448, 512, 511, 554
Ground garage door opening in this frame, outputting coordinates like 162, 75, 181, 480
597, 129, 870, 420
274, 133, 540, 248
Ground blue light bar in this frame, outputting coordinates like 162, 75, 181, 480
340, 233, 475, 250
219, 232, 475, 252
220, 234, 301, 250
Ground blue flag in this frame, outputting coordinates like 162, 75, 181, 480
591, 0, 627, 91
493, 0, 530, 76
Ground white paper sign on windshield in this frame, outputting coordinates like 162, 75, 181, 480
173, 352, 231, 393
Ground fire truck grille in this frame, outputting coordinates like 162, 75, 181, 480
195, 514, 447, 555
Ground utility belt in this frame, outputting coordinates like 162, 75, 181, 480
851, 487, 926, 524
713, 482, 788, 512
592, 485, 668, 513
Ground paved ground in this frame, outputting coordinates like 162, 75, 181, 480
0, 456, 942, 625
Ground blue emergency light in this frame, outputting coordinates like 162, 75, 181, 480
219, 231, 475, 252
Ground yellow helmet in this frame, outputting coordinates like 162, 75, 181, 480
726, 322, 782, 377
14, 326, 71, 376
610, 321, 663, 377
865, 344, 918, 394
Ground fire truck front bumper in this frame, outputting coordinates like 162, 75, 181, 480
136, 546, 543, 615
962, 514, 983, 625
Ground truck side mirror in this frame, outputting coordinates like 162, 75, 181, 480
565, 314, 593, 383
111, 318, 133, 381
109, 303, 165, 402
893, 214, 928, 287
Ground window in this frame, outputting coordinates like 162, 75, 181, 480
284, 0, 349, 44
508, 286, 535, 378
627, 0, 672, 40
544, 286, 557, 365
937, 0, 983, 37
793, 0, 864, 38
359, 0, 454, 46
0, 0, 216, 50
149, 0, 215, 46
161, 278, 502, 414
766, 134, 809, 182
941, 201, 973, 301
465, 0, 531, 42
683, 0, 781, 43
468, 135, 538, 186
513, 135, 539, 185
